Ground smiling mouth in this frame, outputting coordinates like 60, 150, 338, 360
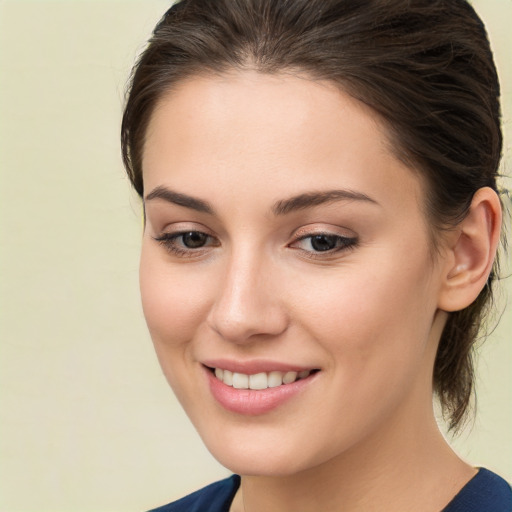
208, 367, 319, 390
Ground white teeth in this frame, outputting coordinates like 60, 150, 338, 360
232, 372, 249, 389
223, 370, 233, 386
268, 371, 283, 388
249, 372, 268, 390
213, 368, 313, 389
282, 371, 298, 384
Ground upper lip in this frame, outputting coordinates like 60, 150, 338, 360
201, 358, 318, 375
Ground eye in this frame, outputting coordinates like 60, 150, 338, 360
308, 234, 340, 252
153, 230, 218, 256
290, 233, 357, 255
180, 231, 209, 248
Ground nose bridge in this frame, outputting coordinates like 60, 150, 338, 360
207, 243, 287, 343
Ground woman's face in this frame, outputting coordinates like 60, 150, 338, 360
140, 71, 448, 476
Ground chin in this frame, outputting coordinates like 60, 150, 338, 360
197, 425, 333, 478
213, 449, 311, 477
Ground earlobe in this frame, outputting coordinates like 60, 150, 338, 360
438, 187, 502, 312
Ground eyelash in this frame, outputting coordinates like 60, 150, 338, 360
153, 231, 358, 259
290, 233, 358, 258
153, 231, 218, 257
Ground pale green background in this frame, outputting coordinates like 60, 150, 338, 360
0, 1, 510, 511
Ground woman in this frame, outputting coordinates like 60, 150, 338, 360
121, 0, 511, 510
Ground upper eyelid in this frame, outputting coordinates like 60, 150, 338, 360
294, 232, 355, 242
291, 225, 356, 240
152, 222, 216, 236
290, 233, 357, 247
157, 228, 211, 237
152, 224, 356, 242
155, 230, 217, 243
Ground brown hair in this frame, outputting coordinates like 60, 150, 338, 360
121, 0, 503, 430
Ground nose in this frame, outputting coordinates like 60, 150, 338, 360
206, 252, 289, 344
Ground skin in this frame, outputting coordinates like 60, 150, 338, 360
140, 71, 500, 511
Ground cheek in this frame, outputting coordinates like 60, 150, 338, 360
139, 246, 211, 347
291, 249, 438, 374
287, 260, 438, 451
138, 246, 216, 407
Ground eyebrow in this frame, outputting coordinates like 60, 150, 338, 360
144, 186, 379, 216
272, 189, 379, 215
145, 185, 214, 214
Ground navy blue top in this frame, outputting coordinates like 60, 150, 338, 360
149, 468, 512, 512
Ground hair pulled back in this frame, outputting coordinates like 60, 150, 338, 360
121, 0, 503, 431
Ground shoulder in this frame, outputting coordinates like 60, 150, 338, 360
147, 475, 241, 512
443, 468, 512, 512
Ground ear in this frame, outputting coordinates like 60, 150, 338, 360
438, 187, 502, 312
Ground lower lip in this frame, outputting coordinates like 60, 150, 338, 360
205, 367, 318, 415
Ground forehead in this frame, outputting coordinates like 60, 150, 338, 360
142, 71, 424, 216
144, 70, 387, 162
